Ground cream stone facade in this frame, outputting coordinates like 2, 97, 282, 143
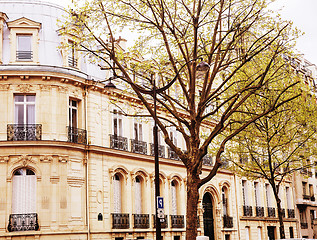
0, 1, 312, 240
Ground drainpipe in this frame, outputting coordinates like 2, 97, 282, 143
234, 174, 241, 240
84, 84, 90, 240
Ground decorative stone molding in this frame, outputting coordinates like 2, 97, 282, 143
38, 84, 51, 91
0, 75, 8, 80
0, 156, 9, 163
109, 166, 129, 184
58, 86, 67, 92
67, 176, 85, 187
58, 155, 69, 163
41, 76, 51, 80
0, 84, 10, 91
50, 175, 60, 184
40, 155, 53, 163
16, 84, 33, 93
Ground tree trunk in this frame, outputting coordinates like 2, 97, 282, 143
276, 198, 285, 239
186, 171, 200, 240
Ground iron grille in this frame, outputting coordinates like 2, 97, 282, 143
202, 155, 213, 166
243, 205, 253, 216
7, 124, 42, 141
16, 51, 33, 61
301, 222, 308, 229
110, 134, 128, 151
171, 215, 184, 228
281, 208, 285, 218
287, 209, 295, 218
133, 214, 149, 228
8, 213, 39, 232
303, 194, 310, 200
168, 147, 180, 160
67, 126, 87, 144
267, 207, 276, 217
68, 57, 78, 67
111, 213, 129, 229
256, 206, 264, 217
150, 143, 165, 158
223, 215, 233, 228
131, 139, 147, 155
152, 214, 168, 228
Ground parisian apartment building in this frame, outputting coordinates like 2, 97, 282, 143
0, 1, 316, 240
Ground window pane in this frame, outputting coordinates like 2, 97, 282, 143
26, 105, 35, 124
17, 35, 32, 51
15, 95, 24, 102
15, 105, 24, 124
26, 95, 35, 102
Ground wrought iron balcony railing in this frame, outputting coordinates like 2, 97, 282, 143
301, 222, 308, 229
8, 213, 39, 232
256, 206, 264, 217
111, 213, 129, 229
281, 208, 285, 218
133, 214, 149, 228
110, 135, 128, 151
7, 124, 42, 141
131, 139, 147, 155
267, 207, 276, 217
202, 155, 213, 166
243, 205, 253, 217
287, 209, 295, 218
68, 57, 78, 67
223, 215, 233, 228
303, 194, 311, 200
171, 215, 184, 228
150, 143, 165, 158
67, 126, 87, 144
168, 147, 180, 160
16, 51, 33, 61
152, 214, 168, 228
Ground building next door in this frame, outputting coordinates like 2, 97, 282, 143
203, 193, 215, 240
267, 226, 276, 240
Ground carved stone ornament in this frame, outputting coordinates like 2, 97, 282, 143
40, 155, 53, 163
58, 156, 68, 163
38, 84, 51, 91
16, 84, 33, 93
58, 86, 67, 92
0, 156, 9, 163
0, 84, 10, 91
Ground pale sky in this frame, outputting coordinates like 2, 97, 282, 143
49, 0, 317, 64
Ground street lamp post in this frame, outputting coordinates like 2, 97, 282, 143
105, 58, 209, 240
151, 60, 210, 240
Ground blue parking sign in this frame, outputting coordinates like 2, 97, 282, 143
157, 196, 164, 209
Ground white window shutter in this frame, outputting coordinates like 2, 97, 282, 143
113, 178, 121, 213
171, 185, 177, 215
135, 181, 142, 214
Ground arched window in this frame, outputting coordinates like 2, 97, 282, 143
171, 180, 178, 215
113, 174, 122, 213
134, 176, 142, 214
12, 168, 36, 214
222, 187, 228, 216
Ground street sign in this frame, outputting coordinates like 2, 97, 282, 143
157, 209, 164, 219
157, 196, 164, 209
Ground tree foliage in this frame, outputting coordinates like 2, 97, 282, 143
228, 69, 317, 238
62, 0, 300, 239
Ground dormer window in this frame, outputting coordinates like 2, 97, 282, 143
68, 40, 78, 67
7, 17, 41, 64
17, 35, 32, 61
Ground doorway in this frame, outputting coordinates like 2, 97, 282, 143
267, 226, 276, 240
203, 193, 214, 240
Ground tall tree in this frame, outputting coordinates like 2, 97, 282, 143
63, 0, 299, 239
228, 77, 317, 239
